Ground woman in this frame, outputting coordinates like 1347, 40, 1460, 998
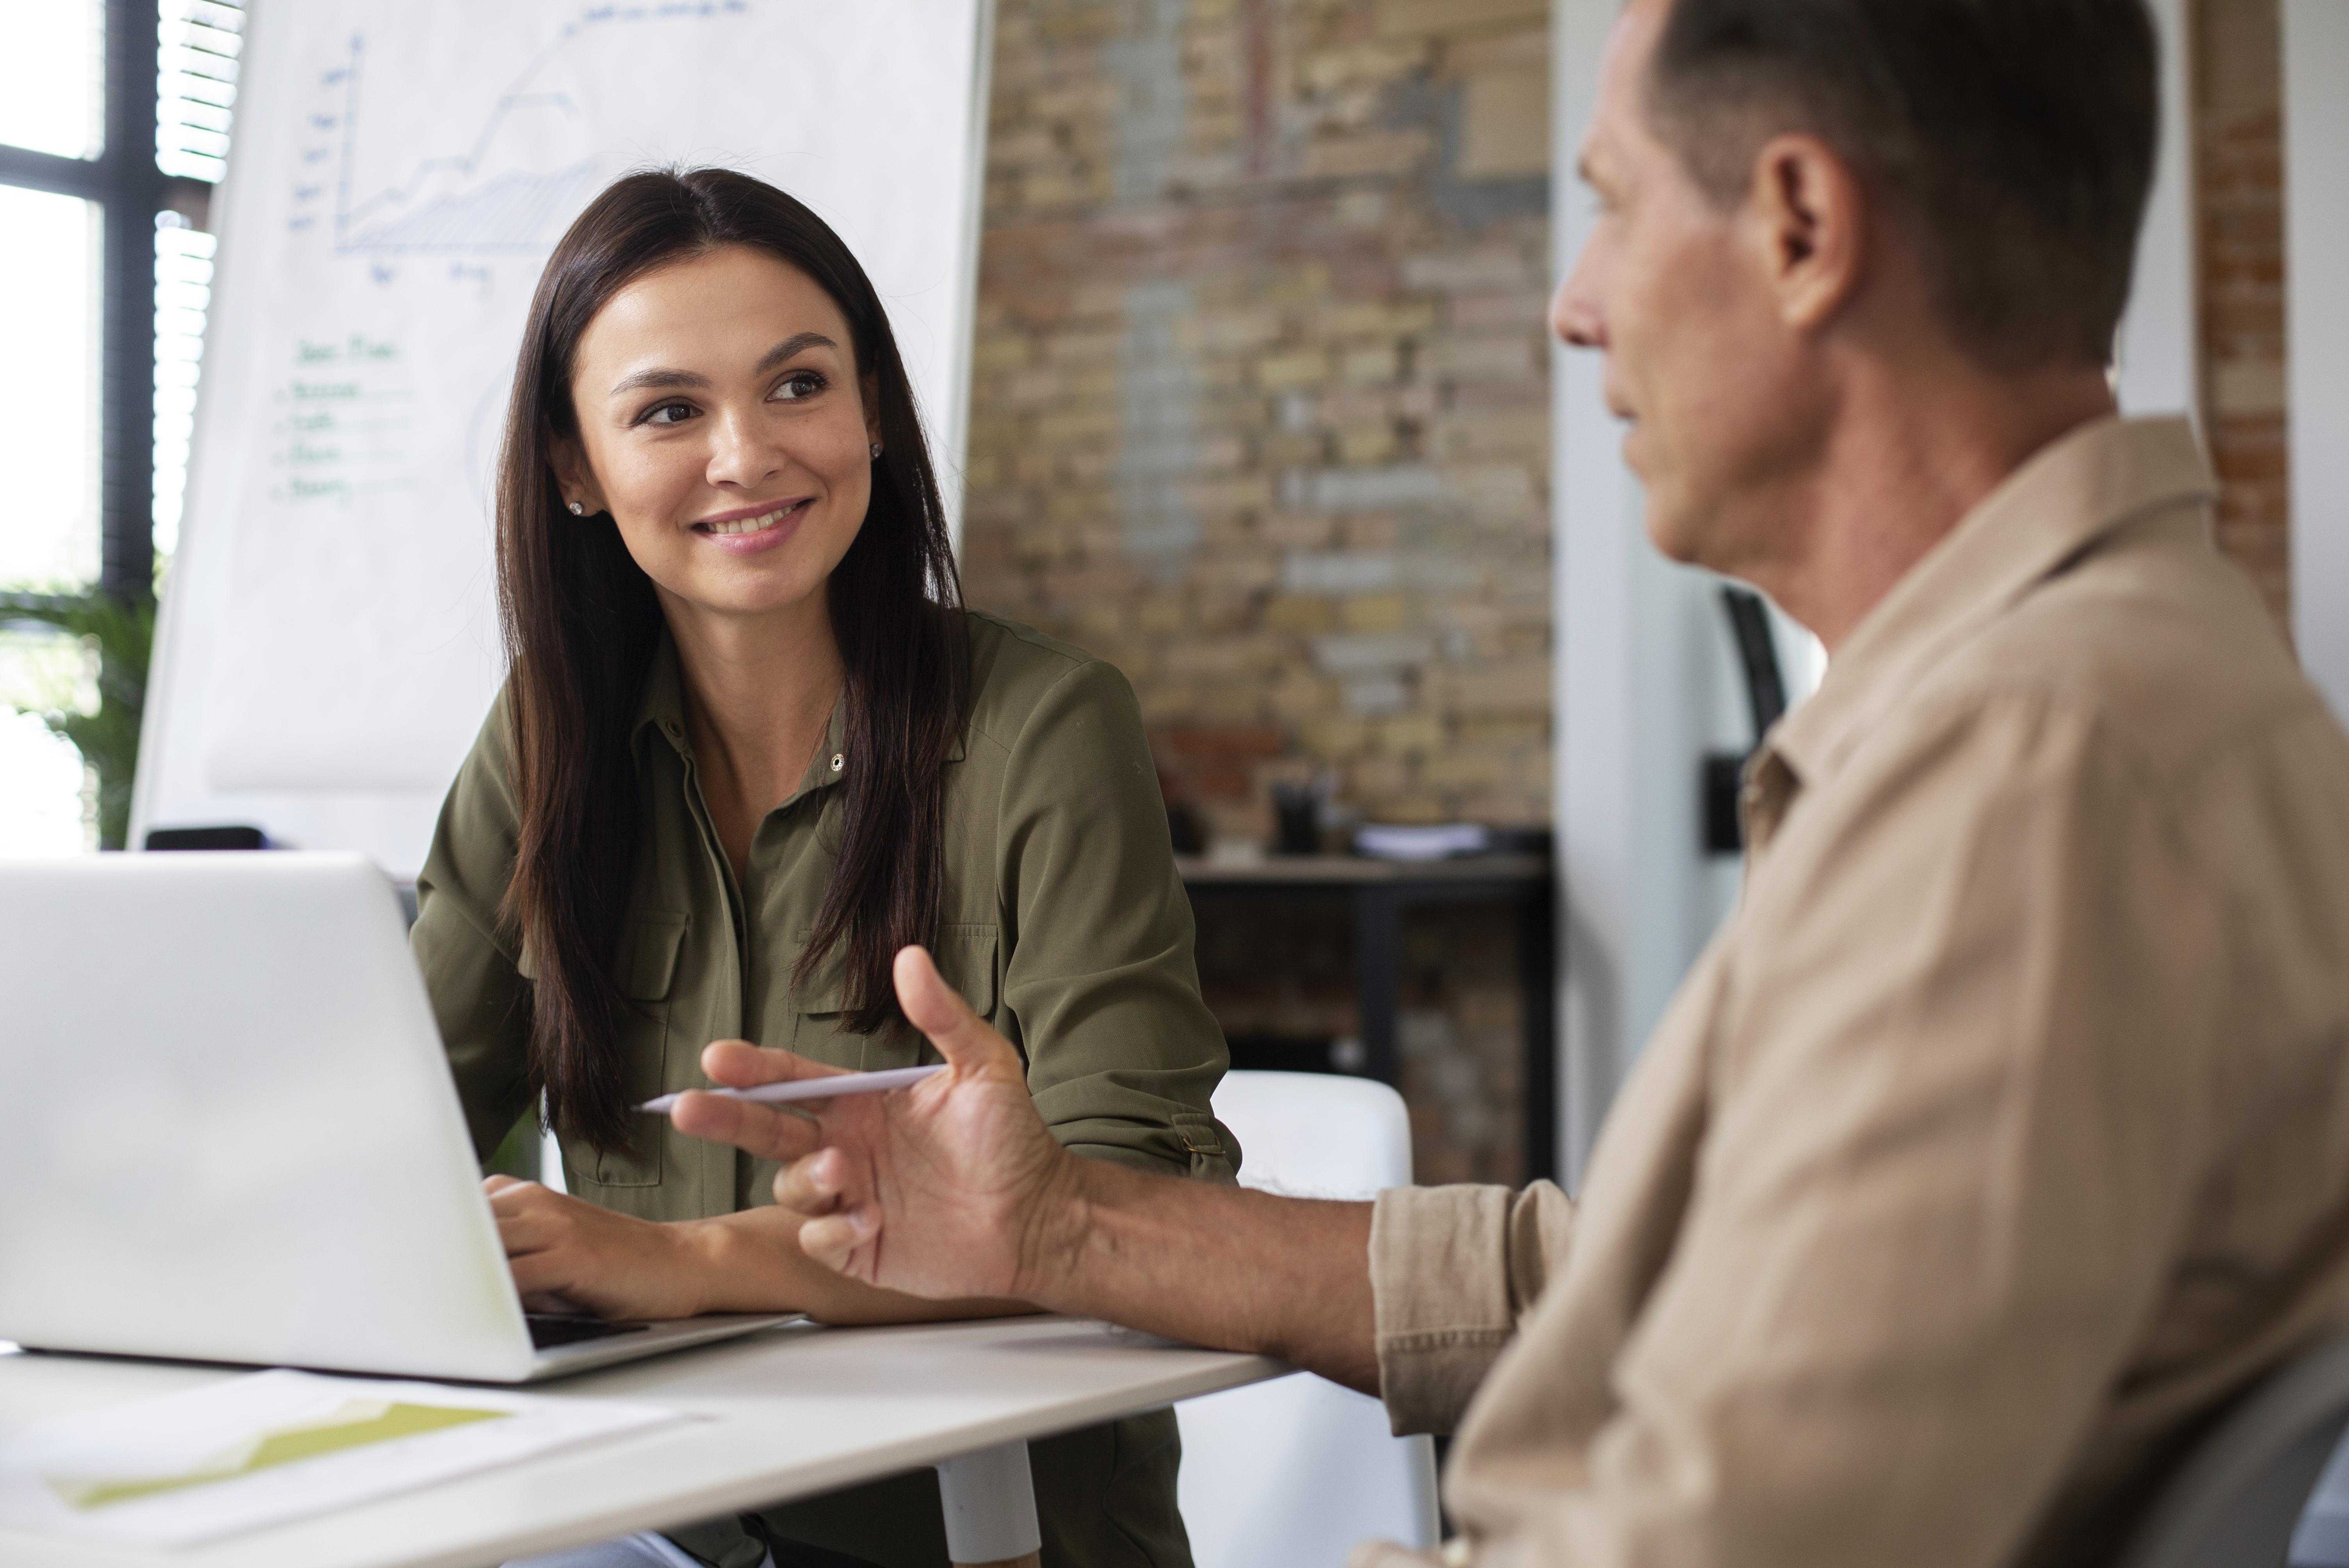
410, 167, 1236, 1568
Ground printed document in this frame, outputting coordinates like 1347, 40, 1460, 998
0, 1368, 683, 1545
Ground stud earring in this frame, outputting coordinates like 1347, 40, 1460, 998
567, 501, 585, 516
868, 442, 882, 460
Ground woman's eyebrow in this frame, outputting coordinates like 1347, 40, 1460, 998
753, 331, 837, 375
608, 365, 709, 397
606, 333, 838, 398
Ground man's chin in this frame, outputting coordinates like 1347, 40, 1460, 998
1639, 496, 1708, 567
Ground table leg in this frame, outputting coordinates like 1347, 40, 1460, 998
936, 1441, 1042, 1568
1353, 885, 1403, 1084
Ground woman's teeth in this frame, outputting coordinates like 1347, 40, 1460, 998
704, 503, 798, 536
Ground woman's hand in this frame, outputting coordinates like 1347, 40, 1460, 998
483, 1176, 710, 1321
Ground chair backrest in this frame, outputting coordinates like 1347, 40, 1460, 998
2118, 1334, 2349, 1568
1175, 1070, 1439, 1568
1214, 1069, 1414, 1199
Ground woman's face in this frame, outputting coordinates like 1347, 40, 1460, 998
554, 244, 880, 624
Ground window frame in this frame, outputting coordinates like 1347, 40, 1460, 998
0, 0, 212, 605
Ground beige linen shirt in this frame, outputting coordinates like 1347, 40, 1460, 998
1362, 417, 2349, 1568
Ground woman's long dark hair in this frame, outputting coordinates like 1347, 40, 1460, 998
495, 168, 968, 1151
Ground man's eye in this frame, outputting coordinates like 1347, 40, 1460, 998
643, 401, 697, 426
773, 371, 827, 402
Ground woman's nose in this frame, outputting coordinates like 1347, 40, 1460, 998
704, 406, 786, 488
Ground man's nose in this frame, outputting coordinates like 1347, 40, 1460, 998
1551, 271, 1605, 351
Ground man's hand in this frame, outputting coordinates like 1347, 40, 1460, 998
670, 945, 1079, 1303
674, 943, 1382, 1391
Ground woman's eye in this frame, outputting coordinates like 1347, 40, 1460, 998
772, 371, 827, 402
642, 401, 697, 426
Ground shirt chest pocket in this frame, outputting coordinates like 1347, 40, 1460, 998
790, 924, 1000, 1070
523, 912, 690, 1196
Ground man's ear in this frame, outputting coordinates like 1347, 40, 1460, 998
1745, 132, 1868, 336
547, 434, 606, 516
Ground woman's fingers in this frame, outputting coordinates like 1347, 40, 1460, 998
670, 1092, 823, 1162
508, 1249, 578, 1300
494, 1211, 555, 1256
485, 1178, 544, 1210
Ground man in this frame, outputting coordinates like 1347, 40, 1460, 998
673, 0, 2349, 1562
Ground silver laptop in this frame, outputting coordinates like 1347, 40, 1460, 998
0, 851, 793, 1381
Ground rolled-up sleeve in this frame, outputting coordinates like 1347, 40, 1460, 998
1373, 1182, 1576, 1436
995, 658, 1237, 1182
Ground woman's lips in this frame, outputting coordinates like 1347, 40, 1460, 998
692, 497, 811, 555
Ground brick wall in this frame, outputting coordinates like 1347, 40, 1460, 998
962, 0, 1556, 843
2196, 0, 2291, 620
961, 0, 1555, 1185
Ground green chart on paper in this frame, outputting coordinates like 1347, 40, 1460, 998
47, 1398, 509, 1511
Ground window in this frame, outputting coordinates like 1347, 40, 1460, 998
0, 0, 242, 853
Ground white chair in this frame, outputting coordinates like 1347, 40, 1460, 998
1176, 1070, 1442, 1568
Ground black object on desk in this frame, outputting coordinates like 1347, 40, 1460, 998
1178, 852, 1559, 1182
144, 825, 270, 851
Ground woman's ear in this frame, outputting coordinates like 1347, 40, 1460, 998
548, 435, 607, 517
862, 370, 883, 452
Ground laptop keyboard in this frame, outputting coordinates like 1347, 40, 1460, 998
526, 1314, 651, 1349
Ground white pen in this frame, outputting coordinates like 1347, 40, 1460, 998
636, 1062, 946, 1115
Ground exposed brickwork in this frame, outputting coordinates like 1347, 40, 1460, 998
962, 0, 1556, 841
962, 0, 1554, 1184
2196, 0, 2291, 622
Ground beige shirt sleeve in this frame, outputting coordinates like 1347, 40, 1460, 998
1372, 1182, 1576, 1436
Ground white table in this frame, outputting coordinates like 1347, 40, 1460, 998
0, 1317, 1290, 1568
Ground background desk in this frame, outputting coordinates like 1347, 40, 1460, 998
1176, 853, 1557, 1182
0, 1318, 1287, 1568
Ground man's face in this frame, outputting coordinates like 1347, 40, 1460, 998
1552, 0, 1825, 574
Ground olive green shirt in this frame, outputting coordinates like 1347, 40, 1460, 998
413, 610, 1233, 1568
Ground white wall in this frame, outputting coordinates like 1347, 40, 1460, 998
1549, 0, 2199, 1180
2287, 0, 2349, 722
2120, 0, 2200, 421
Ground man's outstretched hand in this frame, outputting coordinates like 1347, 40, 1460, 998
668, 945, 1076, 1303
673, 943, 1382, 1392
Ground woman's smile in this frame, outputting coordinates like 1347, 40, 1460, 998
692, 495, 815, 554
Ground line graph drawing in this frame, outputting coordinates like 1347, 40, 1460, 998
303, 2, 748, 257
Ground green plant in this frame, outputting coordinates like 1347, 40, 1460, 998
0, 590, 156, 851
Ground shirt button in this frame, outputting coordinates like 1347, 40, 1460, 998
830, 754, 844, 772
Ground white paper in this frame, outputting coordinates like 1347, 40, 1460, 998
0, 1368, 684, 1546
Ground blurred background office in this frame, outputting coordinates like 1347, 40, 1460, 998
0, 0, 2329, 1192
